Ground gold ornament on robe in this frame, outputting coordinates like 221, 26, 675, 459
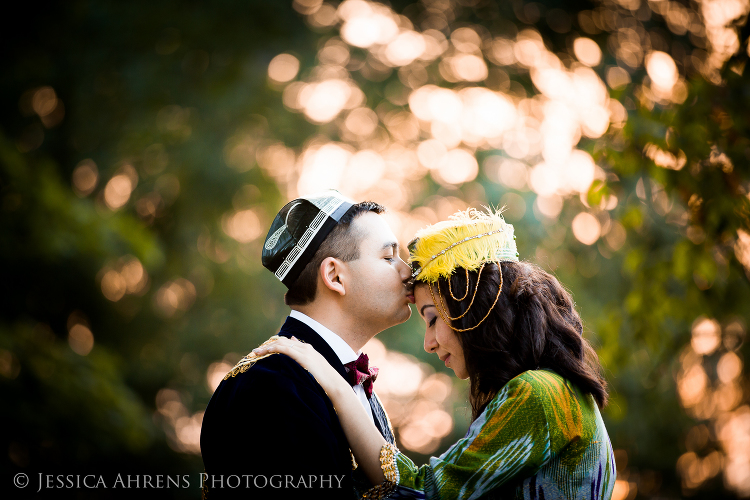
223, 335, 281, 380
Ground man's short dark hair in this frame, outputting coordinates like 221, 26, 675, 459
284, 201, 386, 306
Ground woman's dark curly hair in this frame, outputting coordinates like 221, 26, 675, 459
420, 260, 607, 421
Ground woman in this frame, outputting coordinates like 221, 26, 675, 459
254, 209, 616, 499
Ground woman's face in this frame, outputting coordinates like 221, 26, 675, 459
415, 284, 469, 379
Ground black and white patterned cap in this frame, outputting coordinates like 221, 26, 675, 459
262, 190, 354, 287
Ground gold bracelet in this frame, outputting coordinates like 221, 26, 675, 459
360, 443, 399, 500
380, 443, 398, 483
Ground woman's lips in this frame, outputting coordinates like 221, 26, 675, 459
442, 354, 451, 367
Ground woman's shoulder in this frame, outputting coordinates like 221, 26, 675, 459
513, 369, 567, 388
482, 370, 560, 415
482, 370, 589, 422
504, 369, 583, 407
506, 370, 598, 429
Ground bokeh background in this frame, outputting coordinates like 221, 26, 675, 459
2, 0, 749, 498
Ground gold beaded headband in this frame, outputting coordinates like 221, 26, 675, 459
408, 208, 519, 332
410, 228, 506, 280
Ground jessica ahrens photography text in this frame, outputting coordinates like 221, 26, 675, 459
14, 472, 347, 492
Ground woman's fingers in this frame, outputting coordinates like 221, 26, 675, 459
249, 336, 346, 396
250, 337, 335, 382
252, 337, 318, 373
253, 336, 301, 355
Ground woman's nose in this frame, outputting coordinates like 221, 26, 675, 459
424, 329, 438, 353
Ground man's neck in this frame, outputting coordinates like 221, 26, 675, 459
291, 305, 374, 352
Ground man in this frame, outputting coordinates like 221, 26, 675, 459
200, 191, 413, 499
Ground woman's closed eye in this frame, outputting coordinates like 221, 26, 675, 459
428, 316, 437, 328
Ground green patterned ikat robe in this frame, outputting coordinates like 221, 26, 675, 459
390, 370, 616, 499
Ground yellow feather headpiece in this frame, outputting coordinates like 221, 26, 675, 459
408, 208, 519, 284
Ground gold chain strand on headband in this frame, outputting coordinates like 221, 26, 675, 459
429, 284, 450, 327
429, 263, 504, 332
448, 268, 470, 301
435, 263, 486, 322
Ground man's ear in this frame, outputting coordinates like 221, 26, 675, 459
319, 257, 347, 296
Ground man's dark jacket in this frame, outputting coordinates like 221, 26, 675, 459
200, 316, 394, 499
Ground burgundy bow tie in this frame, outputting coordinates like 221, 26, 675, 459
343, 353, 378, 399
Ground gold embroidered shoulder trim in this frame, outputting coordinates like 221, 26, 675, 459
223, 335, 280, 380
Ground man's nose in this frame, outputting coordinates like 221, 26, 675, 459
397, 256, 411, 281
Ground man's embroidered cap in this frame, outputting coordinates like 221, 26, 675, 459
408, 208, 519, 283
262, 190, 354, 287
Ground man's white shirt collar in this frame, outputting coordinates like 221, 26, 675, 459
289, 310, 359, 364
288, 310, 374, 422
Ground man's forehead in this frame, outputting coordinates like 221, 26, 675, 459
353, 212, 398, 248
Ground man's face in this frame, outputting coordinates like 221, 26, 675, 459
343, 212, 413, 332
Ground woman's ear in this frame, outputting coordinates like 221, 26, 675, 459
319, 257, 346, 296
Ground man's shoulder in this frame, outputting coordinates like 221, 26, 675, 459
221, 350, 311, 390
204, 329, 338, 416
203, 350, 329, 429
